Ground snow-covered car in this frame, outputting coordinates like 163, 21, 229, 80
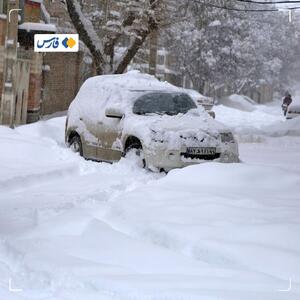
65, 71, 239, 171
286, 103, 300, 119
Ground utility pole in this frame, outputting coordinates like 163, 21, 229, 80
0, 0, 19, 128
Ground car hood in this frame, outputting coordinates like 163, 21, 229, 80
137, 113, 227, 133
152, 115, 220, 132
122, 112, 231, 150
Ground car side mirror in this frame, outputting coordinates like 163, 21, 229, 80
105, 107, 124, 119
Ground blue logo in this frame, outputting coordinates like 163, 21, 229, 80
37, 37, 59, 49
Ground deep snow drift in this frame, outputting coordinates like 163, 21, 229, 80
214, 99, 300, 139
0, 100, 300, 300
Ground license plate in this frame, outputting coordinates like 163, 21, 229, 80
186, 147, 216, 155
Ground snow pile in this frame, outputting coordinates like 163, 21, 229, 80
0, 118, 76, 188
240, 136, 300, 172
18, 22, 57, 32
0, 116, 300, 299
214, 103, 282, 136
105, 162, 300, 286
214, 100, 300, 139
262, 117, 300, 137
218, 94, 256, 112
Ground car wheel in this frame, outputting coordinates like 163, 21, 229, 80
70, 135, 83, 156
125, 143, 146, 169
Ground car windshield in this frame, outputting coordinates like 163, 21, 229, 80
133, 92, 197, 116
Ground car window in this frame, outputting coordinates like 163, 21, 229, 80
133, 92, 196, 116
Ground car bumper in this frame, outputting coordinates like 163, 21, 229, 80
144, 143, 239, 171
286, 113, 300, 119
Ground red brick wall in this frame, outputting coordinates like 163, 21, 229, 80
0, 18, 6, 46
27, 73, 41, 110
24, 0, 41, 23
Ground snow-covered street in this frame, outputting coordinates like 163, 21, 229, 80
0, 103, 300, 300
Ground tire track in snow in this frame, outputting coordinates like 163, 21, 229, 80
0, 163, 80, 193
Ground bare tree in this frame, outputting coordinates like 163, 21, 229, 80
66, 0, 162, 75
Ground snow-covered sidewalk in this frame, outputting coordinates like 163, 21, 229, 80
0, 103, 300, 299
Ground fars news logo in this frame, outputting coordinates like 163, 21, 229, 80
34, 34, 79, 52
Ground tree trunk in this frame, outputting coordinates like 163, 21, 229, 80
66, 0, 106, 74
149, 30, 158, 76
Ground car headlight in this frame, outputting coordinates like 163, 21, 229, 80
220, 132, 235, 143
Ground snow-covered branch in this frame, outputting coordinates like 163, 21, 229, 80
66, 0, 107, 74
66, 0, 162, 75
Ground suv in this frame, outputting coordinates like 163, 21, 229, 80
65, 71, 239, 171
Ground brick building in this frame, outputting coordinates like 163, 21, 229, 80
0, 0, 86, 125
40, 0, 86, 116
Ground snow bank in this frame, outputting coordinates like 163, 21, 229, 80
18, 22, 57, 32
1, 116, 300, 299
214, 104, 281, 134
262, 117, 300, 137
218, 94, 256, 112
105, 162, 300, 286
214, 101, 300, 139
0, 118, 77, 187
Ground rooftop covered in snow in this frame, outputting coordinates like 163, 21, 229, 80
18, 22, 57, 47
18, 22, 56, 33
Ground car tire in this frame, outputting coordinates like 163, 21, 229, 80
125, 143, 146, 169
70, 135, 83, 156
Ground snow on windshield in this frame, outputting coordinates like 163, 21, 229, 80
133, 92, 197, 116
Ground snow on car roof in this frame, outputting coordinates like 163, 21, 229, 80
81, 70, 178, 95
71, 71, 182, 112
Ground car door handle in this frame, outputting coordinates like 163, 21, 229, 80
97, 121, 103, 125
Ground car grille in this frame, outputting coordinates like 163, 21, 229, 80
181, 153, 221, 160
180, 135, 202, 142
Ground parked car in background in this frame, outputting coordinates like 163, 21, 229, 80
182, 88, 215, 118
286, 103, 300, 120
65, 71, 239, 171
